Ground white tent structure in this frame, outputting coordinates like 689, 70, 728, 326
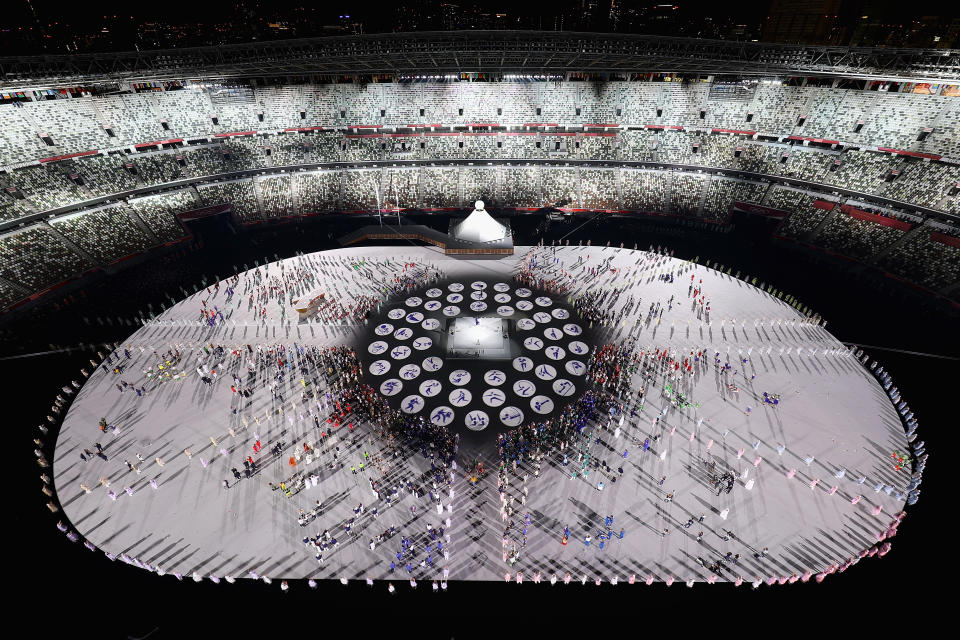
451, 200, 509, 243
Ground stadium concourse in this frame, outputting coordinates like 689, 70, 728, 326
50, 242, 915, 590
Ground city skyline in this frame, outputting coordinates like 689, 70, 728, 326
2, 0, 957, 54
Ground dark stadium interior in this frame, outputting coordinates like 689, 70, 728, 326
4, 1, 956, 634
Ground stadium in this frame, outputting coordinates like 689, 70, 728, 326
2, 35, 959, 309
8, 18, 953, 633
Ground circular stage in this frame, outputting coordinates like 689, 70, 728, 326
53, 244, 911, 585
359, 275, 596, 439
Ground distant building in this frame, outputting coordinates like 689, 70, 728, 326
850, 7, 959, 49
762, 0, 851, 45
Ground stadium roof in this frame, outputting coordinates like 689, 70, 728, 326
1, 31, 958, 89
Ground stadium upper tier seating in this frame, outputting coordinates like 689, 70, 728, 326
2, 82, 958, 165
0, 80, 958, 309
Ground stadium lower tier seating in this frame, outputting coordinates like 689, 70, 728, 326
2, 131, 958, 220
0, 162, 957, 312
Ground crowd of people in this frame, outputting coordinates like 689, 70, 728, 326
485, 242, 919, 586
29, 238, 929, 592
3, 157, 958, 313
2, 79, 955, 317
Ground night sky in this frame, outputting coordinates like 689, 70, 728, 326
8, 0, 956, 31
